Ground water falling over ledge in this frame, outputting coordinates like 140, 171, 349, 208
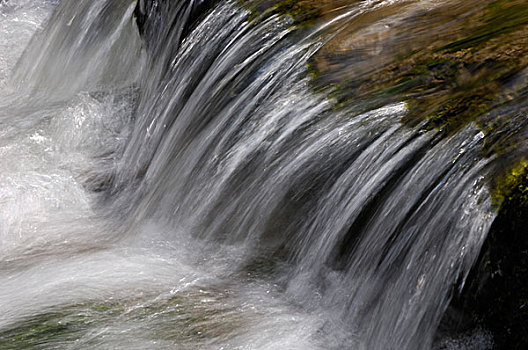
2, 0, 526, 349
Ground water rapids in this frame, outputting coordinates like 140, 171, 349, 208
0, 0, 500, 349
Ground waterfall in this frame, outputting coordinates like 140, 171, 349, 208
0, 0, 499, 349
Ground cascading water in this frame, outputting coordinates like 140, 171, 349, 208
0, 0, 504, 349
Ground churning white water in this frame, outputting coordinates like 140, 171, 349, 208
0, 1, 321, 348
0, 0, 496, 349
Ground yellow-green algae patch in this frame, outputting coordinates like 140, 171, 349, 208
491, 158, 528, 207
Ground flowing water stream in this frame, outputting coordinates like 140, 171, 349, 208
0, 0, 500, 349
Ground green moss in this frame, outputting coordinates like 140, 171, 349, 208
491, 158, 528, 207
426, 88, 495, 132
273, 0, 320, 26
382, 77, 424, 95
238, 0, 322, 27
306, 60, 318, 79
0, 302, 121, 349
137, 291, 241, 342
240, 255, 281, 280
439, 0, 528, 53
0, 290, 244, 349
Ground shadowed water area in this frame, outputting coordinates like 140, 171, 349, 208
0, 0, 527, 349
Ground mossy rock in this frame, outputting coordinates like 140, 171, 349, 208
481, 160, 528, 349
451, 159, 528, 349
0, 302, 123, 349
303, 0, 528, 138
0, 289, 244, 349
